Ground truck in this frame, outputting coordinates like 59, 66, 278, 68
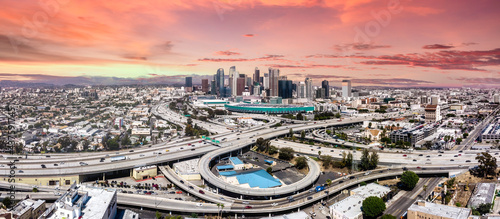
315, 185, 325, 192
111, 156, 127, 162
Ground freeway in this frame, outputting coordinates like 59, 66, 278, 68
271, 139, 488, 166
0, 167, 461, 214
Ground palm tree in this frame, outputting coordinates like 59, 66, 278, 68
217, 203, 221, 219
219, 203, 225, 219
326, 179, 332, 187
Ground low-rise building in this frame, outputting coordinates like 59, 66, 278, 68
329, 183, 390, 219
131, 165, 158, 180
9, 199, 46, 219
40, 184, 117, 219
408, 200, 471, 219
173, 159, 201, 181
468, 183, 496, 209
425, 104, 442, 123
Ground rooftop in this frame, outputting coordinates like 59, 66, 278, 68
468, 183, 496, 208
229, 157, 243, 165
408, 201, 471, 219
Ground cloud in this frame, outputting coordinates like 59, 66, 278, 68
0, 73, 212, 86
287, 73, 351, 80
422, 44, 454, 49
454, 77, 500, 84
308, 48, 500, 71
243, 34, 255, 37
198, 54, 284, 62
351, 78, 433, 86
333, 43, 391, 52
266, 64, 343, 69
214, 50, 241, 56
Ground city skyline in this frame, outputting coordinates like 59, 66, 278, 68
1, 0, 499, 87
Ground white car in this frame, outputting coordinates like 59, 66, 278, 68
196, 203, 203, 207
271, 203, 278, 206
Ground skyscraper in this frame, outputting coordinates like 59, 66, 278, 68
210, 80, 216, 95
185, 77, 192, 87
342, 80, 352, 98
263, 73, 269, 89
201, 79, 209, 93
278, 80, 293, 99
321, 80, 329, 98
297, 82, 306, 98
269, 68, 280, 96
229, 66, 237, 96
185, 77, 193, 92
253, 67, 260, 84
216, 68, 224, 97
236, 77, 245, 96
305, 78, 313, 100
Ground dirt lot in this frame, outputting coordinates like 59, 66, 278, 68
378, 178, 400, 186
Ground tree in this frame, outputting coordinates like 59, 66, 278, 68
155, 211, 162, 219
295, 156, 308, 169
318, 150, 322, 157
369, 151, 379, 170
278, 147, 295, 160
476, 152, 497, 178
380, 214, 397, 219
301, 131, 306, 141
401, 171, 419, 190
476, 203, 492, 215
321, 155, 333, 168
2, 197, 12, 208
346, 152, 353, 169
296, 112, 303, 120
266, 167, 273, 175
326, 179, 332, 186
456, 138, 463, 145
289, 128, 293, 137
362, 196, 386, 218
360, 149, 371, 171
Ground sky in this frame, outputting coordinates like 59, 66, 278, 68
0, 0, 499, 87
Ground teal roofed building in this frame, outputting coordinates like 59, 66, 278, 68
225, 103, 314, 114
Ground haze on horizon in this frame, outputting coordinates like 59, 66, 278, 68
0, 0, 499, 87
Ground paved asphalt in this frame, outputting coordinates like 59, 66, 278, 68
384, 177, 441, 218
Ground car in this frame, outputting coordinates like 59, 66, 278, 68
459, 150, 463, 153
416, 166, 421, 169
53, 163, 58, 166
496, 153, 499, 155
307, 196, 313, 200
450, 159, 455, 161
426, 155, 430, 158
199, 190, 205, 194
458, 154, 462, 156
129, 150, 134, 152
41, 164, 46, 168
45, 155, 51, 158
245, 206, 252, 209
176, 191, 182, 194
18, 170, 24, 173
196, 203, 203, 207
237, 138, 240, 140
438, 154, 442, 157
403, 154, 407, 157
454, 155, 458, 157
466, 160, 471, 162
330, 150, 334, 152
180, 147, 184, 150
271, 203, 278, 206
419, 154, 423, 156
288, 199, 295, 202
140, 154, 145, 157
413, 159, 417, 161
243, 201, 250, 204
189, 186, 194, 189
219, 197, 225, 200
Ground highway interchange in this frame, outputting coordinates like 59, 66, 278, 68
0, 101, 498, 216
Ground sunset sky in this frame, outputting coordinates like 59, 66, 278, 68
1, 0, 499, 87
